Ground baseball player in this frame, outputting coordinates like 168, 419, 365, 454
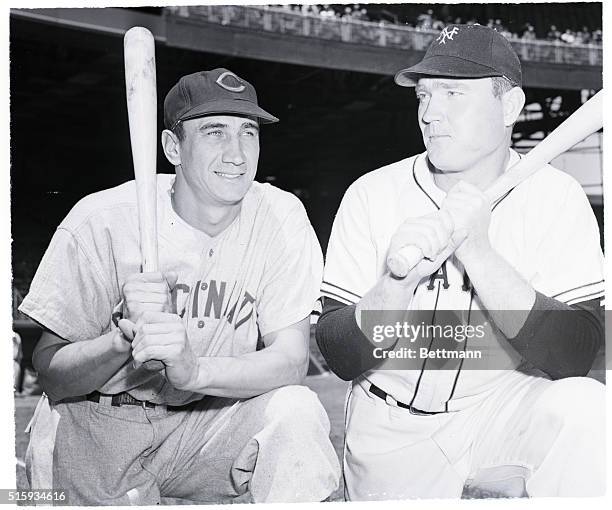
19, 68, 340, 504
316, 25, 604, 499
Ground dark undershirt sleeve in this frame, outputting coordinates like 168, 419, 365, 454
509, 292, 603, 379
316, 293, 603, 382
315, 298, 397, 381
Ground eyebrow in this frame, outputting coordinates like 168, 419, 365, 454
199, 122, 228, 130
198, 121, 259, 131
416, 81, 468, 93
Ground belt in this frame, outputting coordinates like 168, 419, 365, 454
85, 391, 198, 411
368, 384, 444, 415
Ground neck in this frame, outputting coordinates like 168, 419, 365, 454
171, 179, 242, 237
432, 146, 511, 193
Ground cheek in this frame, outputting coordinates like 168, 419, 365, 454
455, 107, 504, 149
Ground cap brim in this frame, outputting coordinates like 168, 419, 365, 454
178, 99, 279, 124
394, 55, 503, 87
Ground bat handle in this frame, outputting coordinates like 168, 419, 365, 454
387, 245, 423, 278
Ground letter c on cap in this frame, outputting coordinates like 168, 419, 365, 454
216, 72, 246, 93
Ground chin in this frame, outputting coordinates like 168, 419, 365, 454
427, 153, 464, 172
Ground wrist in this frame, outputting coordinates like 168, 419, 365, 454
457, 238, 493, 265
181, 357, 208, 393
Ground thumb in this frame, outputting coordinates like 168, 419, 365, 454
118, 318, 136, 342
165, 271, 179, 290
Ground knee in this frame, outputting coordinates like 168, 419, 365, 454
264, 385, 330, 432
537, 377, 605, 432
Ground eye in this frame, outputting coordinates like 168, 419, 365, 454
447, 90, 462, 97
242, 129, 259, 137
415, 92, 428, 102
206, 129, 224, 137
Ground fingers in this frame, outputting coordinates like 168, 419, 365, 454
390, 212, 454, 261
130, 312, 187, 366
118, 318, 136, 341
122, 271, 179, 321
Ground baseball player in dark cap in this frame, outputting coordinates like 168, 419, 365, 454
317, 24, 604, 499
20, 68, 340, 504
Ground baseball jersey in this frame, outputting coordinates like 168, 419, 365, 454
20, 174, 323, 405
321, 149, 604, 411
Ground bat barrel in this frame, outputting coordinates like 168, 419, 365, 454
124, 26, 158, 272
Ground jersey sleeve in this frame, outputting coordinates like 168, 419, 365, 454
18, 227, 115, 342
321, 181, 378, 305
530, 178, 604, 305
257, 202, 323, 337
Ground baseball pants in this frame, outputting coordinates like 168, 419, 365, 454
25, 385, 340, 505
344, 370, 605, 500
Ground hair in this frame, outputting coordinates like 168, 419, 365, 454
172, 120, 186, 142
491, 76, 519, 98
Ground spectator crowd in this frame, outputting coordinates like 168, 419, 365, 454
273, 4, 602, 46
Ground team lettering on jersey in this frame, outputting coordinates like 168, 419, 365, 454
173, 279, 255, 330
426, 261, 473, 292
112, 279, 256, 331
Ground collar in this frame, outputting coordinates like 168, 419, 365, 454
413, 149, 522, 209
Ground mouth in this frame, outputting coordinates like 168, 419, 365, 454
214, 171, 245, 180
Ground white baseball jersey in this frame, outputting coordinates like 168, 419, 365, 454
321, 149, 604, 412
20, 174, 323, 405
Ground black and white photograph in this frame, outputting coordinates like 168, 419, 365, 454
5, 1, 607, 506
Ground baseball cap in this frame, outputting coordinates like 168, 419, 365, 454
394, 24, 522, 87
164, 68, 279, 129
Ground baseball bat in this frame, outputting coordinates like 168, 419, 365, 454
124, 27, 165, 371
388, 89, 604, 278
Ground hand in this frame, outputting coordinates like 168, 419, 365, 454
442, 181, 492, 262
122, 271, 179, 324
388, 209, 456, 283
130, 311, 198, 390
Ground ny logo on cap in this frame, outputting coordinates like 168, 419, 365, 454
436, 26, 459, 45
215, 71, 246, 93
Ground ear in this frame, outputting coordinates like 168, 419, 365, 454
161, 129, 181, 166
502, 87, 525, 126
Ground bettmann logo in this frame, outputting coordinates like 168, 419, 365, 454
437, 26, 459, 45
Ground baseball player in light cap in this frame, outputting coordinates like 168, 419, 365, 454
20, 68, 340, 504
317, 24, 604, 499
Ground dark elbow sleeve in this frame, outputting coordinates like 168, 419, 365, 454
511, 292, 603, 379
315, 300, 383, 381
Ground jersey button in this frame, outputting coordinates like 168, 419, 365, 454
209, 249, 214, 257
197, 320, 205, 329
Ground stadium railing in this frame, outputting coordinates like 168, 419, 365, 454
165, 5, 602, 67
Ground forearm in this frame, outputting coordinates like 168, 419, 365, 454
460, 246, 535, 337
356, 273, 419, 326
34, 330, 131, 401
184, 348, 307, 399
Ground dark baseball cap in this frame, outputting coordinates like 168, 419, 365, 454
394, 24, 522, 87
164, 68, 279, 129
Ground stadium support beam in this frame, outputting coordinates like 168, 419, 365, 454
10, 8, 166, 41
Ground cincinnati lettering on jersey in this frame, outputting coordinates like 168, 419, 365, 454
173, 279, 255, 330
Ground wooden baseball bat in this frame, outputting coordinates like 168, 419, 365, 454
387, 89, 604, 278
124, 27, 164, 371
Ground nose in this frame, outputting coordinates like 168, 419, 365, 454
420, 94, 443, 124
222, 135, 245, 166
